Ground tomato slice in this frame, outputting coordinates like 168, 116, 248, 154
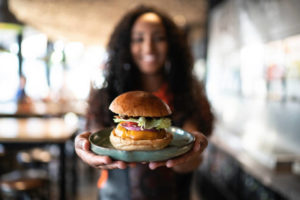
127, 121, 138, 126
120, 121, 138, 127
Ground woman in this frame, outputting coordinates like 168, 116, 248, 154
75, 5, 214, 200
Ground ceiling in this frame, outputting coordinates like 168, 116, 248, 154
8, 0, 207, 46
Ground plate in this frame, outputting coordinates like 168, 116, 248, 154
89, 126, 195, 162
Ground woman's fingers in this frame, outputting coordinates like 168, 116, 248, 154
148, 161, 166, 170
75, 132, 91, 151
76, 145, 112, 166
96, 161, 127, 170
191, 131, 208, 153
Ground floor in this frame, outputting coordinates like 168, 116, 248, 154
73, 160, 200, 200
74, 160, 99, 200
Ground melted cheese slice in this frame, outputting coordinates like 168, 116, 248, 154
114, 123, 165, 140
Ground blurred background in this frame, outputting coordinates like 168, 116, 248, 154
0, 0, 299, 200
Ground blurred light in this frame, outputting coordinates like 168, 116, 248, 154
242, 120, 265, 150
194, 59, 205, 80
15, 182, 26, 190
50, 50, 64, 63
292, 161, 300, 175
86, 46, 107, 88
54, 40, 65, 52
22, 28, 47, 59
32, 148, 51, 162
49, 63, 64, 95
26, 119, 44, 137
9, 42, 19, 54
0, 28, 18, 50
0, 118, 18, 138
18, 152, 31, 163
240, 43, 265, 97
48, 120, 64, 137
0, 52, 19, 101
222, 99, 238, 124
64, 112, 79, 127
64, 42, 84, 65
23, 59, 49, 99
241, 120, 280, 169
239, 11, 262, 45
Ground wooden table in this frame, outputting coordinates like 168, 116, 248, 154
0, 117, 78, 200
0, 101, 87, 118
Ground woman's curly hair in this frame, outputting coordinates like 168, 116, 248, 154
87, 5, 214, 136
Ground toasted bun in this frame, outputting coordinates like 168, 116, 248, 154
109, 91, 172, 117
110, 129, 172, 151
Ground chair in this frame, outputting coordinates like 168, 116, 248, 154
0, 169, 49, 200
16, 147, 52, 169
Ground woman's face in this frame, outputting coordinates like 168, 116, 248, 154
130, 13, 168, 75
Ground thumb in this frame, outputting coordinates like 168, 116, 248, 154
75, 132, 91, 150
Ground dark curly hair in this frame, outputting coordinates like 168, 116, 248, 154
87, 5, 214, 136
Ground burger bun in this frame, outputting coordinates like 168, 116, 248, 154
110, 130, 172, 151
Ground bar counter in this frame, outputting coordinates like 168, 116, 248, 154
196, 122, 300, 200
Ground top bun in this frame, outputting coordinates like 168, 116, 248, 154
109, 91, 172, 117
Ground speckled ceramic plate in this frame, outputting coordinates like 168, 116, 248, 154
89, 126, 195, 162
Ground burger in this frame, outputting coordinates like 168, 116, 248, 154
109, 91, 173, 151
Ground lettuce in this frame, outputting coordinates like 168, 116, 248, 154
113, 116, 171, 129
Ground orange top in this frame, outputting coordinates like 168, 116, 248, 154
97, 169, 108, 188
152, 83, 173, 111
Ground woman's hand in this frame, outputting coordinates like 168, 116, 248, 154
148, 131, 208, 173
75, 132, 136, 170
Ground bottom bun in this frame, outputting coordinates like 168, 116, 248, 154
109, 129, 172, 151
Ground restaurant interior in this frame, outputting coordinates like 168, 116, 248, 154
0, 0, 299, 199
